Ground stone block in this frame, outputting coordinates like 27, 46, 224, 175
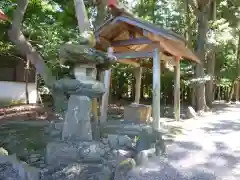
62, 95, 92, 141
45, 141, 108, 166
112, 149, 134, 159
112, 149, 135, 163
107, 135, 133, 149
186, 106, 197, 119
0, 154, 40, 180
45, 142, 79, 166
77, 141, 107, 162
106, 149, 135, 171
136, 127, 155, 153
136, 148, 156, 166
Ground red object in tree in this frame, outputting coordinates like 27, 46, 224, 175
107, 0, 132, 17
176, 56, 181, 61
0, 9, 9, 21
108, 0, 117, 8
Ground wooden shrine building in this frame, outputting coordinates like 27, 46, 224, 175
95, 14, 199, 129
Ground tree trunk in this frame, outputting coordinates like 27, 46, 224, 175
185, 0, 196, 108
8, 0, 55, 88
24, 59, 30, 104
8, 0, 70, 114
95, 0, 108, 29
185, 0, 193, 47
206, 47, 215, 107
236, 81, 240, 102
195, 13, 208, 111
205, 0, 216, 107
235, 33, 240, 102
35, 73, 42, 104
188, 0, 213, 111
217, 86, 221, 101
228, 80, 235, 102
212, 84, 216, 101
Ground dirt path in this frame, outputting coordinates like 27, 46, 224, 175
128, 103, 240, 180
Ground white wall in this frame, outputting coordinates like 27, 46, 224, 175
0, 81, 37, 103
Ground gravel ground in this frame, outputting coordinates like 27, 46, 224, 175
127, 103, 240, 180
0, 163, 22, 180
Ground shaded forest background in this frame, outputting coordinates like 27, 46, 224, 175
0, 0, 240, 112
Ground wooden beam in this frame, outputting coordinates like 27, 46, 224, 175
174, 57, 181, 121
112, 37, 153, 47
92, 98, 99, 140
113, 44, 175, 61
118, 59, 140, 67
114, 51, 153, 59
113, 45, 177, 69
134, 67, 143, 103
152, 48, 161, 131
100, 47, 113, 123
97, 36, 111, 47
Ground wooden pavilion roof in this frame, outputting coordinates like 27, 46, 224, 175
95, 15, 200, 67
0, 9, 9, 21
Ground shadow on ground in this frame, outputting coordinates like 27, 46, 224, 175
0, 121, 49, 161
129, 138, 240, 179
202, 119, 240, 135
211, 101, 240, 114
128, 162, 220, 180
163, 125, 184, 144
128, 104, 240, 179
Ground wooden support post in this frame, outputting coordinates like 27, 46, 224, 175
100, 70, 111, 123
152, 48, 161, 131
100, 47, 113, 123
134, 67, 142, 104
174, 57, 181, 121
92, 98, 98, 122
92, 98, 99, 140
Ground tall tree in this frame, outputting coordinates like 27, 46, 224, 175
219, 0, 240, 102
205, 0, 216, 107
188, 0, 213, 111
95, 0, 108, 29
8, 0, 55, 88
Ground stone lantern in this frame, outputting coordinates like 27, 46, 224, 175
54, 37, 116, 141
